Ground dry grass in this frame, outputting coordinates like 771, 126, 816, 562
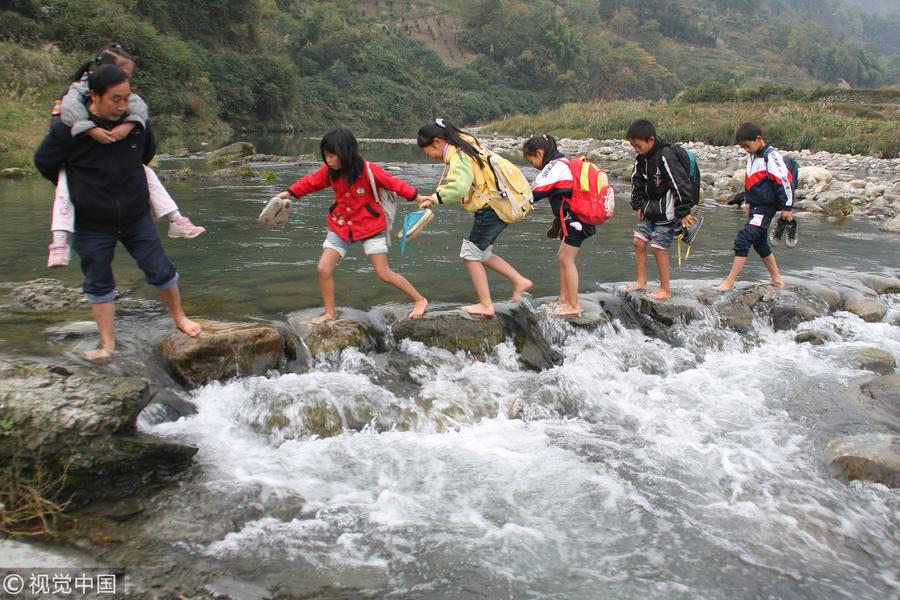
0, 457, 72, 537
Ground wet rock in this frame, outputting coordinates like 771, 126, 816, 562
842, 347, 896, 375
0, 360, 197, 505
7, 278, 86, 312
697, 290, 755, 331
206, 141, 255, 161
841, 295, 888, 323
288, 315, 378, 357
497, 304, 563, 371
817, 191, 854, 217
826, 434, 900, 488
801, 283, 843, 312
139, 384, 198, 426
562, 298, 610, 329
392, 310, 506, 357
860, 373, 900, 420
857, 275, 900, 295
739, 284, 823, 330
771, 302, 821, 331
881, 214, 900, 232
622, 291, 701, 327
794, 330, 832, 345
158, 320, 286, 386
44, 320, 98, 339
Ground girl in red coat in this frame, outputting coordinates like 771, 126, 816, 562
272, 128, 428, 323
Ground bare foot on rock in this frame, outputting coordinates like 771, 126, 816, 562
715, 281, 734, 291
624, 282, 647, 293
311, 312, 337, 325
84, 347, 115, 364
463, 303, 495, 317
176, 316, 201, 337
555, 304, 582, 317
408, 298, 428, 319
649, 288, 672, 300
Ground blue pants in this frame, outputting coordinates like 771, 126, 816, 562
73, 213, 179, 303
733, 207, 776, 258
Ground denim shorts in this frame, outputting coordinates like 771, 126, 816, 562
633, 218, 676, 250
467, 207, 508, 250
323, 230, 388, 258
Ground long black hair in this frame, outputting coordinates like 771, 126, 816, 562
71, 43, 135, 83
320, 127, 364, 183
417, 119, 483, 167
522, 134, 559, 168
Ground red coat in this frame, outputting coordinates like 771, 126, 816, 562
287, 162, 417, 242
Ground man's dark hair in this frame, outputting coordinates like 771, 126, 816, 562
88, 64, 129, 96
735, 122, 763, 143
626, 119, 656, 141
320, 127, 364, 183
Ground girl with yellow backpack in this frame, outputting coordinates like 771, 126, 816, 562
416, 119, 532, 317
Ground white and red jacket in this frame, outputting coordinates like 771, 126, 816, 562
531, 151, 574, 206
745, 144, 793, 211
288, 162, 417, 242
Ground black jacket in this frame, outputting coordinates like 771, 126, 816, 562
34, 115, 155, 233
630, 140, 693, 223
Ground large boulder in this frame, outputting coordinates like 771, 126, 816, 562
842, 347, 897, 375
697, 290, 754, 331
622, 291, 701, 328
206, 141, 255, 162
391, 310, 507, 358
738, 284, 823, 331
7, 278, 86, 312
798, 166, 833, 188
0, 361, 197, 505
860, 373, 900, 422
858, 275, 900, 295
817, 191, 854, 217
826, 434, 900, 488
288, 314, 379, 357
158, 320, 286, 386
841, 295, 888, 323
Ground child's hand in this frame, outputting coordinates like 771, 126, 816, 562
681, 214, 696, 228
87, 127, 116, 144
275, 191, 291, 200
636, 209, 644, 220
743, 202, 751, 216
109, 123, 136, 141
417, 194, 435, 209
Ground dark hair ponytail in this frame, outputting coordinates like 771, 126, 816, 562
417, 119, 484, 168
320, 127, 364, 183
71, 43, 135, 83
522, 134, 559, 168
88, 64, 129, 96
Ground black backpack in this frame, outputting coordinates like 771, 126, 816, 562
669, 144, 702, 206
783, 154, 799, 192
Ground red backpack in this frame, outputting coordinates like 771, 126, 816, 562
565, 156, 615, 227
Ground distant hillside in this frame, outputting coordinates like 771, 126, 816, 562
0, 0, 897, 150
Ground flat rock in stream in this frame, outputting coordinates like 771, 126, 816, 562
0, 360, 197, 504
391, 309, 507, 357
857, 275, 900, 295
7, 278, 86, 312
860, 373, 900, 421
841, 295, 888, 323
739, 284, 823, 331
697, 290, 754, 331
287, 313, 379, 357
826, 434, 900, 488
621, 291, 702, 327
842, 347, 897, 375
158, 320, 286, 386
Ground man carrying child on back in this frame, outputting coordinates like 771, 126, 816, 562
625, 119, 697, 300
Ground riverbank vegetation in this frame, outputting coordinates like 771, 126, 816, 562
1, 0, 898, 170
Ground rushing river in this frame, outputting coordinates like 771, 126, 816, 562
0, 141, 898, 598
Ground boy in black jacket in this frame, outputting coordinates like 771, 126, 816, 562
625, 119, 696, 300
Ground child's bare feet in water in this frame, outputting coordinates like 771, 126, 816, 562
768, 279, 786, 288
311, 312, 337, 324
649, 288, 672, 300
715, 281, 734, 291
555, 304, 582, 316
408, 298, 428, 319
175, 316, 202, 337
624, 282, 647, 293
509, 278, 533, 303
463, 303, 495, 317
84, 347, 115, 364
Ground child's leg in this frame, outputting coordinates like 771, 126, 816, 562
650, 247, 672, 300
482, 254, 532, 302
367, 252, 428, 318
716, 256, 748, 291
51, 168, 75, 234
144, 165, 179, 219
626, 219, 653, 292
557, 243, 581, 315
463, 259, 496, 316
314, 248, 342, 324
753, 229, 784, 287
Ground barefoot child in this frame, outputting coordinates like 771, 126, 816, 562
47, 44, 204, 268
523, 134, 593, 316
716, 122, 792, 291
416, 119, 532, 317
271, 128, 427, 323
625, 119, 696, 300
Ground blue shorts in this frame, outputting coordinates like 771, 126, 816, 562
467, 206, 508, 250
549, 197, 595, 248
633, 219, 676, 250
73, 213, 178, 304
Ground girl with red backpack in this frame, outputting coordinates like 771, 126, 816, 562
523, 134, 597, 317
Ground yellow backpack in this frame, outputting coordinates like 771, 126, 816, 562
471, 150, 533, 223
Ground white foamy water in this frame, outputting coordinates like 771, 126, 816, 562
146, 308, 900, 599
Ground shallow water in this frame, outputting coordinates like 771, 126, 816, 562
1, 143, 899, 599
